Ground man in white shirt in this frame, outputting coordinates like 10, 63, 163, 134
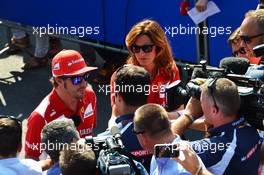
133, 104, 192, 175
0, 116, 42, 175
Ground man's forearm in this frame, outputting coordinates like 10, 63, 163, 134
189, 118, 206, 131
38, 159, 53, 171
171, 97, 203, 135
171, 114, 193, 136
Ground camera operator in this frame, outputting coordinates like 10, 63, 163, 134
171, 78, 262, 175
240, 9, 264, 63
240, 9, 264, 171
59, 143, 97, 175
98, 65, 152, 172
0, 116, 42, 175
41, 118, 80, 175
133, 103, 195, 175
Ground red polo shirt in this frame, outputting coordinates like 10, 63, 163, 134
25, 87, 96, 159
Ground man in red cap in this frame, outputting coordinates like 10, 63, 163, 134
25, 50, 97, 160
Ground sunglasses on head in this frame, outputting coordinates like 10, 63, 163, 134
232, 47, 246, 56
240, 33, 264, 44
62, 73, 90, 85
0, 115, 22, 127
207, 78, 219, 112
130, 44, 154, 54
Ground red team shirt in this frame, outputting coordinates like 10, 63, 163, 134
25, 87, 96, 159
110, 64, 180, 107
250, 57, 262, 64
147, 65, 180, 106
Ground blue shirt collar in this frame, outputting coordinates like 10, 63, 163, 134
209, 117, 245, 136
47, 162, 60, 175
115, 113, 134, 125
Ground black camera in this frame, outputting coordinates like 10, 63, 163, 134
239, 86, 264, 130
165, 71, 264, 130
165, 79, 202, 111
85, 126, 142, 175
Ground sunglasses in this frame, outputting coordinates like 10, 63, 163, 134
0, 115, 22, 127
62, 73, 90, 85
130, 44, 154, 54
207, 78, 219, 112
132, 128, 145, 135
232, 47, 246, 56
240, 33, 264, 44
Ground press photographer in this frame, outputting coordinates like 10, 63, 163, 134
171, 78, 262, 175
167, 57, 264, 130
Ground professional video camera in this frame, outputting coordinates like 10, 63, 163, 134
85, 126, 142, 175
165, 59, 264, 130
165, 59, 232, 111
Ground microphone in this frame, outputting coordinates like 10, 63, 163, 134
219, 57, 250, 75
110, 126, 124, 148
191, 67, 224, 79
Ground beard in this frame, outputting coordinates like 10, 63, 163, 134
75, 88, 86, 99
64, 81, 86, 100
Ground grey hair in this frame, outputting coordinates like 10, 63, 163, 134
41, 118, 80, 162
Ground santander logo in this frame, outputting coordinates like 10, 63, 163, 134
67, 58, 83, 66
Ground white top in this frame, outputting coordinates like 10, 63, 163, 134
0, 158, 42, 175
